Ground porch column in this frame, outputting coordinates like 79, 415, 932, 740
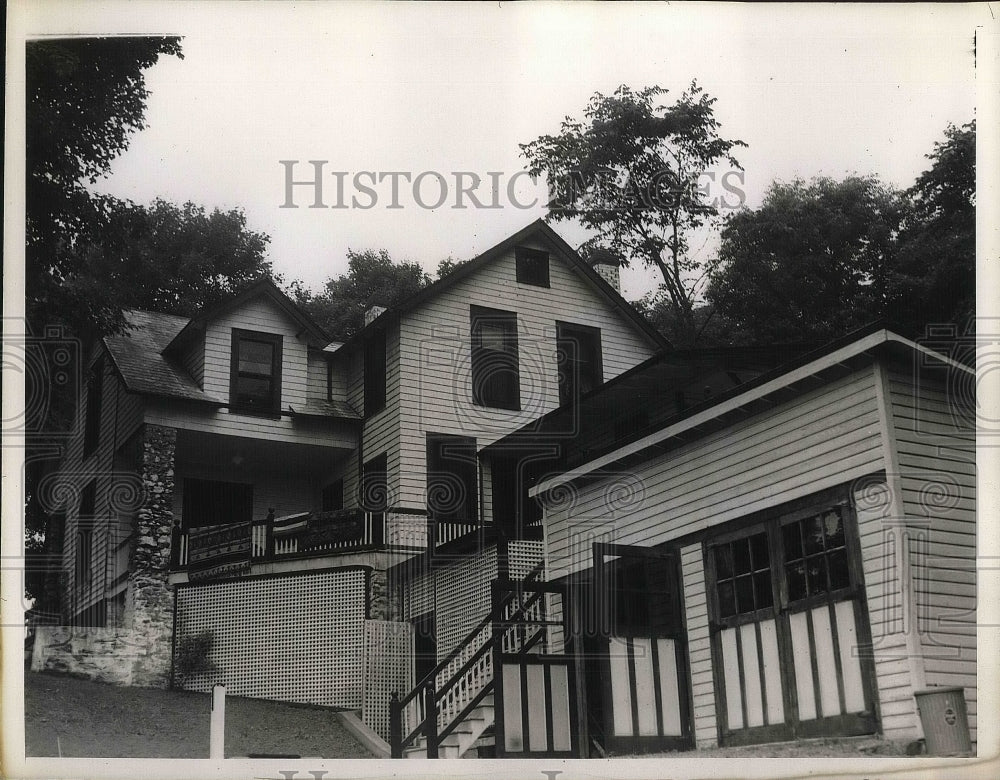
125, 423, 177, 687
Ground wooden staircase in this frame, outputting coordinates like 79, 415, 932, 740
402, 694, 494, 758
390, 563, 547, 759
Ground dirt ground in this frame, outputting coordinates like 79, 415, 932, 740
24, 671, 374, 759
627, 734, 909, 758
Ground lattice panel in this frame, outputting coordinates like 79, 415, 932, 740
175, 568, 367, 708
508, 540, 544, 580
362, 620, 414, 740
433, 547, 498, 659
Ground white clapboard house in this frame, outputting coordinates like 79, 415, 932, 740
33, 220, 975, 757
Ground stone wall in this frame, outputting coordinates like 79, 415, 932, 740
31, 625, 172, 687
123, 423, 177, 687
369, 568, 402, 622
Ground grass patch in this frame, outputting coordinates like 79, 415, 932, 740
25, 671, 374, 759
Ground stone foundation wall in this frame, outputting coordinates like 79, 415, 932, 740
31, 625, 173, 687
369, 568, 402, 621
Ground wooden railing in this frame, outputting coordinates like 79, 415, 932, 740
389, 559, 546, 758
173, 508, 386, 568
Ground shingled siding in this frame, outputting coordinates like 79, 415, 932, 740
57, 347, 145, 624
395, 238, 658, 510
885, 360, 977, 745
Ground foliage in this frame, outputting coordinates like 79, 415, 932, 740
173, 631, 218, 685
295, 249, 430, 341
521, 82, 746, 345
435, 256, 468, 279
889, 120, 976, 335
706, 176, 906, 344
706, 121, 975, 344
26, 36, 184, 338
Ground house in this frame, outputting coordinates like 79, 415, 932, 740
447, 323, 974, 756
31, 219, 665, 714
32, 218, 976, 758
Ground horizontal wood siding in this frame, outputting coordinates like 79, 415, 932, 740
179, 332, 205, 387
58, 347, 145, 622
306, 350, 328, 401
362, 323, 401, 505
201, 295, 309, 409
681, 543, 717, 747
545, 367, 884, 578
853, 479, 922, 741
886, 361, 976, 742
396, 238, 657, 510
343, 347, 365, 508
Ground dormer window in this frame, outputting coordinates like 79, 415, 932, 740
230, 329, 282, 415
515, 247, 550, 288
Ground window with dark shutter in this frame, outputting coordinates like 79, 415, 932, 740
556, 321, 603, 406
470, 306, 519, 410
515, 247, 550, 287
230, 330, 282, 415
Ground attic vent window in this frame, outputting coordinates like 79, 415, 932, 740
515, 247, 550, 288
230, 329, 282, 415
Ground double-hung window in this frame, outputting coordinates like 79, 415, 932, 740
470, 306, 519, 410
556, 321, 603, 406
230, 330, 282, 415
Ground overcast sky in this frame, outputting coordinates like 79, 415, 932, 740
19, 2, 984, 300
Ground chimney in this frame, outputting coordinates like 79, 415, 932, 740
364, 305, 387, 327
587, 248, 622, 293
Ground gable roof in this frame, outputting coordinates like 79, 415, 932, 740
103, 310, 223, 404
339, 219, 670, 352
163, 277, 331, 356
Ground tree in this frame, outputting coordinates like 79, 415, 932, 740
296, 250, 430, 341
521, 82, 746, 345
889, 120, 975, 335
27, 36, 184, 337
436, 256, 467, 279
706, 121, 975, 345
706, 176, 905, 344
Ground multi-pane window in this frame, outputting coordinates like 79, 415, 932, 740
230, 330, 282, 414
782, 506, 851, 601
515, 246, 550, 287
556, 322, 603, 406
608, 554, 675, 635
470, 306, 520, 410
712, 530, 773, 619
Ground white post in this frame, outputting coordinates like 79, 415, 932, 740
210, 684, 226, 759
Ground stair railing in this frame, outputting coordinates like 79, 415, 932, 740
389, 560, 544, 758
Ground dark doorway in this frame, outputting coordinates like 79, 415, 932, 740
412, 612, 437, 685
